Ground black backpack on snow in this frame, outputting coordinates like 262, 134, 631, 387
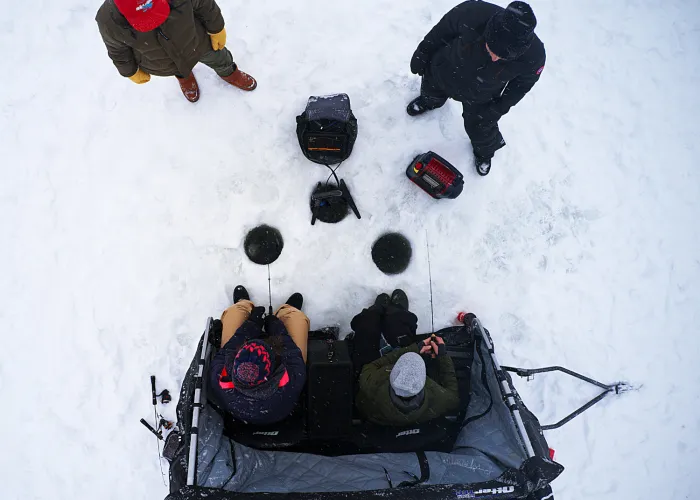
296, 94, 358, 165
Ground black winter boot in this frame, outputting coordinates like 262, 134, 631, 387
390, 289, 409, 311
406, 96, 437, 117
475, 156, 492, 176
375, 293, 391, 308
233, 285, 250, 303
285, 293, 304, 310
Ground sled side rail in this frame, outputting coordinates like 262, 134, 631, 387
472, 318, 536, 458
501, 365, 631, 431
187, 317, 213, 486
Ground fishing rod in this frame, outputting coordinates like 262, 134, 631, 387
426, 230, 435, 333
139, 376, 174, 486
267, 264, 273, 315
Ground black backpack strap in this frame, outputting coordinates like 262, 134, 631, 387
397, 452, 431, 488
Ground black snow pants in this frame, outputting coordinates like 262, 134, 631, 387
420, 73, 506, 160
349, 304, 418, 376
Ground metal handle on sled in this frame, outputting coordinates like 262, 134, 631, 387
501, 365, 630, 430
187, 317, 213, 486
469, 317, 536, 458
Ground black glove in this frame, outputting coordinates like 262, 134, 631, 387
437, 342, 447, 358
410, 48, 430, 76
208, 319, 223, 347
248, 306, 266, 328
431, 335, 447, 358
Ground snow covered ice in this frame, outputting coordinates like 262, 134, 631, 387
1, 0, 699, 499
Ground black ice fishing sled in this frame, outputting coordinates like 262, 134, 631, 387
161, 313, 629, 500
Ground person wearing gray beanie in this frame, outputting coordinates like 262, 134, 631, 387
352, 291, 460, 426
407, 1, 546, 177
390, 352, 427, 398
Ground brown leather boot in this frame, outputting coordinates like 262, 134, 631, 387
176, 73, 200, 103
221, 68, 257, 91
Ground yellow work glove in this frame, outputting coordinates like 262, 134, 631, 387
129, 69, 151, 84
209, 28, 226, 51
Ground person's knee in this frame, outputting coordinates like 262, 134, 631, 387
382, 308, 418, 346
219, 300, 255, 345
236, 299, 254, 311
350, 307, 383, 335
276, 308, 310, 341
221, 300, 253, 322
277, 305, 309, 324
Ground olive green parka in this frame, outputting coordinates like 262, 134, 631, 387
96, 0, 225, 77
356, 344, 461, 427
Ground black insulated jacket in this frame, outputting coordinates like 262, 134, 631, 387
413, 1, 546, 113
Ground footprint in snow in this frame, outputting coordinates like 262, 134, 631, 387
499, 312, 531, 344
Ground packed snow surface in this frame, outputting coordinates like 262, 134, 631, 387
1, 0, 699, 499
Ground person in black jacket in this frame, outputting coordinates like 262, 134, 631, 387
408, 1, 546, 176
209, 285, 309, 425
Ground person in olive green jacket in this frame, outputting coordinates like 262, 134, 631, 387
96, 0, 257, 103
353, 291, 461, 427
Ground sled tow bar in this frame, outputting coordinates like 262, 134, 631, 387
500, 365, 635, 430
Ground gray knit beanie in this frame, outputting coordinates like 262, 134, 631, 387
390, 352, 427, 398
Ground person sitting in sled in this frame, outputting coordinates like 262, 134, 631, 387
351, 290, 460, 426
96, 0, 257, 103
209, 285, 309, 425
